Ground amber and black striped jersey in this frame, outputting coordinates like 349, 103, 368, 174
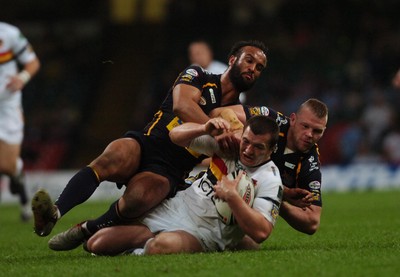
144, 65, 233, 138
140, 65, 239, 180
243, 105, 322, 206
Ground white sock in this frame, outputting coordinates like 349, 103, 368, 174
15, 158, 23, 177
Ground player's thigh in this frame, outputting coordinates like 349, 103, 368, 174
146, 230, 203, 255
0, 140, 19, 174
87, 224, 153, 256
119, 171, 170, 217
89, 137, 141, 182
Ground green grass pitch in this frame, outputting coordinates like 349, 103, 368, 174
1, 190, 399, 276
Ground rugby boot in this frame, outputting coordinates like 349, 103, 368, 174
31, 189, 58, 236
48, 222, 90, 251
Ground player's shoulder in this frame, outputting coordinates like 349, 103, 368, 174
0, 22, 20, 37
251, 160, 281, 183
175, 64, 213, 83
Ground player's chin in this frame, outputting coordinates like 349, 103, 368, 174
240, 155, 256, 167
298, 141, 313, 152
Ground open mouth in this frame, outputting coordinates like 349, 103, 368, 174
243, 73, 253, 81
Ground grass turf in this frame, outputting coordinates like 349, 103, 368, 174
1, 190, 399, 276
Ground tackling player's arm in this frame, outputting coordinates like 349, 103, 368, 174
279, 203, 321, 235
169, 118, 230, 148
209, 104, 246, 124
172, 83, 210, 123
214, 172, 273, 243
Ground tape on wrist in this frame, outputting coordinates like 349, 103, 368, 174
18, 70, 31, 84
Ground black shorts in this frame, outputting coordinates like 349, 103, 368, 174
123, 131, 203, 197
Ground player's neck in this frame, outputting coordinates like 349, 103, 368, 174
220, 74, 239, 105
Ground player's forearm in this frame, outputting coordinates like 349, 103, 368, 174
209, 105, 246, 124
279, 202, 321, 235
173, 100, 210, 124
23, 57, 41, 79
230, 195, 272, 243
169, 123, 206, 147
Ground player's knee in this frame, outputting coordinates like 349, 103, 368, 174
145, 235, 176, 255
118, 192, 154, 219
86, 236, 103, 255
120, 180, 169, 217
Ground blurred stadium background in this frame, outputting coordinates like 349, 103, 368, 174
1, 0, 400, 200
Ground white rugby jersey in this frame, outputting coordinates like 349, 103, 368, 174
184, 134, 283, 248
0, 22, 37, 104
142, 134, 283, 251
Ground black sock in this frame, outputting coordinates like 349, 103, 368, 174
86, 200, 129, 234
55, 166, 100, 216
9, 175, 28, 205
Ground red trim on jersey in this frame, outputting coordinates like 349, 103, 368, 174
0, 50, 13, 63
209, 155, 228, 181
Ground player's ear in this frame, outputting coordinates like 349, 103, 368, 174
228, 55, 236, 66
289, 112, 296, 126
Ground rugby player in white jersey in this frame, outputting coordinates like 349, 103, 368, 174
85, 115, 283, 255
0, 22, 40, 221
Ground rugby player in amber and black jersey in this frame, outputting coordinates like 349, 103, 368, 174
210, 98, 328, 235
32, 40, 269, 252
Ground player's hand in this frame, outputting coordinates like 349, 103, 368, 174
283, 187, 313, 209
205, 118, 230, 137
215, 131, 240, 157
214, 171, 242, 201
6, 75, 25, 92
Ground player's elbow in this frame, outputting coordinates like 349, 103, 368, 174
173, 104, 189, 119
248, 225, 273, 243
251, 233, 269, 244
301, 219, 320, 235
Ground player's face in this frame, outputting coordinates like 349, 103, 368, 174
189, 43, 212, 68
288, 107, 327, 153
229, 46, 267, 92
239, 127, 273, 167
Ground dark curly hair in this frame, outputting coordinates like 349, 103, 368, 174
228, 40, 268, 59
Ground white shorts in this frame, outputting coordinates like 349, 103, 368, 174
0, 104, 24, 144
141, 190, 243, 252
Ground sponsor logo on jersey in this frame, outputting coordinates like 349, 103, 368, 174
308, 156, 319, 172
271, 203, 279, 220
311, 192, 321, 202
209, 88, 216, 103
199, 96, 206, 105
309, 181, 321, 190
276, 112, 288, 126
260, 106, 269, 116
180, 74, 194, 82
186, 68, 198, 77
249, 107, 262, 116
284, 161, 296, 169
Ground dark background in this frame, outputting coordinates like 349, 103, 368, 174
2, 0, 399, 169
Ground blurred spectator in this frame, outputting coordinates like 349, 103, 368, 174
360, 91, 393, 150
382, 114, 400, 165
392, 68, 400, 90
188, 40, 227, 74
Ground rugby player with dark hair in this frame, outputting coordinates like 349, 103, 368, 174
32, 40, 269, 251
